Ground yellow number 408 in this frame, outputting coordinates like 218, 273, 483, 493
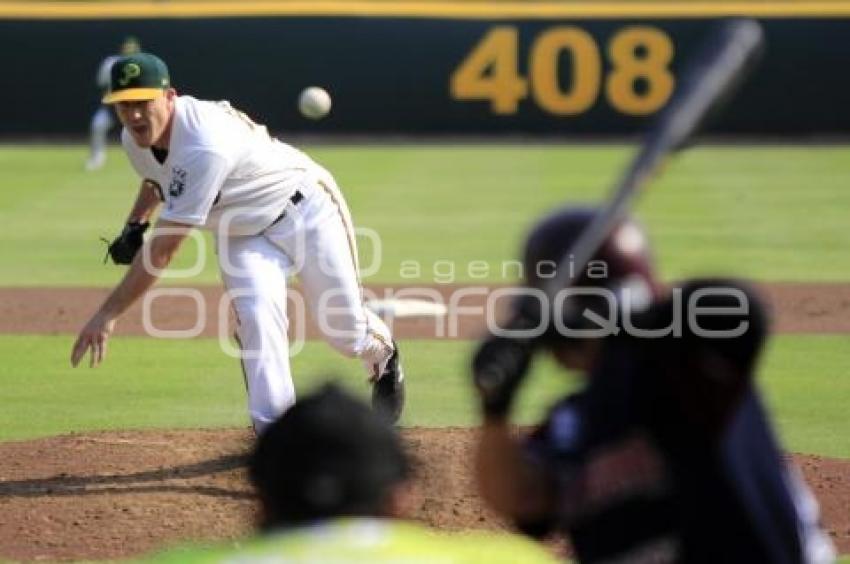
450, 26, 675, 116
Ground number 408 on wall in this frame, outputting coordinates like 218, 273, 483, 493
450, 25, 676, 116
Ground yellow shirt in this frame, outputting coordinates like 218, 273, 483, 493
149, 518, 558, 564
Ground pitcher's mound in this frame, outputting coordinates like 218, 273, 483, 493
0, 428, 846, 561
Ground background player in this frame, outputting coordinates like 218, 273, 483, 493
85, 36, 141, 171
71, 52, 405, 431
472, 207, 835, 563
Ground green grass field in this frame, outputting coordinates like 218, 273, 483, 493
1, 144, 849, 447
0, 144, 848, 452
1, 335, 849, 459
1, 145, 849, 285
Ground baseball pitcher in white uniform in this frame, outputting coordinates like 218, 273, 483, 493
71, 53, 405, 432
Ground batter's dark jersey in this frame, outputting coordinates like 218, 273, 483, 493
524, 280, 804, 563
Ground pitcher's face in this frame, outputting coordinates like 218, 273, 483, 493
115, 89, 176, 148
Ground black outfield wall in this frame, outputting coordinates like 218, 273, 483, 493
2, 6, 849, 136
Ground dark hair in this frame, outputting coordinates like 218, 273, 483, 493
249, 384, 410, 529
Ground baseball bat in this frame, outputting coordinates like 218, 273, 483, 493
544, 18, 765, 300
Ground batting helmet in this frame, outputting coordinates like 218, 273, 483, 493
521, 206, 663, 337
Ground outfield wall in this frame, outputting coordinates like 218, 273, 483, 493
1, 1, 849, 136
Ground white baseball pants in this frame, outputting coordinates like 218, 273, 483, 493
217, 168, 394, 434
87, 106, 114, 169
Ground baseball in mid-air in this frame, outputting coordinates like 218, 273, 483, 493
298, 86, 332, 120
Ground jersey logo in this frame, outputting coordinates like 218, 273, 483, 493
169, 167, 187, 198
118, 63, 141, 86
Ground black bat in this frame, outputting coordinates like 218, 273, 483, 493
544, 18, 765, 299
475, 19, 765, 399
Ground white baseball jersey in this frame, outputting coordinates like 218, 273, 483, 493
122, 95, 316, 235
96, 55, 119, 91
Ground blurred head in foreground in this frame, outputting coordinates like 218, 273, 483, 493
249, 384, 411, 530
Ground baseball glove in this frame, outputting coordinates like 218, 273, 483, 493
102, 221, 149, 265
472, 332, 535, 418
472, 296, 543, 418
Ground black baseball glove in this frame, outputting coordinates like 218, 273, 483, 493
472, 296, 543, 419
472, 333, 535, 419
102, 221, 149, 265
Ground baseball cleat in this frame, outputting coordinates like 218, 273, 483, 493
371, 342, 405, 424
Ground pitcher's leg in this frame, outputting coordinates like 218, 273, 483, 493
295, 178, 394, 375
265, 174, 404, 422
218, 235, 294, 434
301, 177, 406, 422
86, 107, 112, 171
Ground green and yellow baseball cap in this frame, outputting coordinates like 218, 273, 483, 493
103, 52, 170, 104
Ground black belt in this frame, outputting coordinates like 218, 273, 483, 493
269, 190, 304, 227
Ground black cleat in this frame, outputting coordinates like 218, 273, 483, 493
371, 343, 405, 424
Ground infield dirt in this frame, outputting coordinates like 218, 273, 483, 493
0, 428, 848, 561
2, 282, 850, 337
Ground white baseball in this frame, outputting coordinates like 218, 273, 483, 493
298, 86, 332, 120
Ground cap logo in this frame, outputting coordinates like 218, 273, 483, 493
118, 63, 141, 86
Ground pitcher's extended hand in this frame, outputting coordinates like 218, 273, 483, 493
71, 313, 116, 367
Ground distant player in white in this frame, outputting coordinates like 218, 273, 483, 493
71, 53, 405, 431
85, 37, 140, 171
